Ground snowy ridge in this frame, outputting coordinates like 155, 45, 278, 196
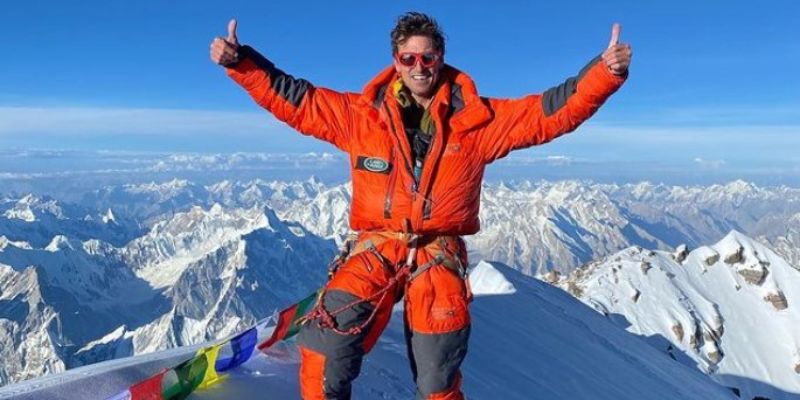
2, 194, 64, 222
562, 231, 800, 399
125, 204, 270, 288
0, 194, 135, 248
0, 261, 734, 400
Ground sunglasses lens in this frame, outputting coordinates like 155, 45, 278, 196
421, 53, 438, 66
399, 54, 417, 67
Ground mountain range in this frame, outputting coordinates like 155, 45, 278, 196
1, 179, 798, 399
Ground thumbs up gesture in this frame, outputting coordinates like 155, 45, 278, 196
602, 23, 632, 75
210, 19, 240, 66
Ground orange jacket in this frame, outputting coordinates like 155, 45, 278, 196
227, 46, 626, 235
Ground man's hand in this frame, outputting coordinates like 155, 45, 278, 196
210, 19, 240, 66
602, 23, 632, 76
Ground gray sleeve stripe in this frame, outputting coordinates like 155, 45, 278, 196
541, 54, 602, 117
271, 73, 311, 108
240, 45, 311, 108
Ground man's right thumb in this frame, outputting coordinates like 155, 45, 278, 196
227, 19, 238, 44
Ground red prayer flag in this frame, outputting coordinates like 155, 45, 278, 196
129, 369, 167, 400
258, 291, 318, 351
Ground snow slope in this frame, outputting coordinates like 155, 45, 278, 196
0, 262, 734, 400
563, 231, 800, 399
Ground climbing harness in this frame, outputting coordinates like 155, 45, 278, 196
298, 233, 470, 336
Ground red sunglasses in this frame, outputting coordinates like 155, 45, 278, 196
395, 52, 441, 68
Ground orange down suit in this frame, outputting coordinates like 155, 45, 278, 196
227, 45, 626, 399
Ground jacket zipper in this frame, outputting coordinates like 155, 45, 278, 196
381, 101, 417, 198
418, 110, 441, 220
383, 150, 397, 218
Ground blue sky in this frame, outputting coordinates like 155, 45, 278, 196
1, 0, 799, 184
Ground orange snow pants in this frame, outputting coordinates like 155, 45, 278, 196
296, 232, 471, 400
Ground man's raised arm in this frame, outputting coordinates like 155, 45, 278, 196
476, 23, 632, 163
210, 19, 352, 152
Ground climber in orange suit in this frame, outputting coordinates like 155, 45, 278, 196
210, 12, 631, 400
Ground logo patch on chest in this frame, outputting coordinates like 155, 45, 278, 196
356, 156, 392, 174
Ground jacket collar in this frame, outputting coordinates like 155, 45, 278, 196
358, 64, 492, 133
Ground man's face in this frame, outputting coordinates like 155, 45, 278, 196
393, 35, 443, 100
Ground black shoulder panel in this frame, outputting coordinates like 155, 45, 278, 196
541, 55, 602, 117
373, 84, 388, 109
241, 45, 311, 108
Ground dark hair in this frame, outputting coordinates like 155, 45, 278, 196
390, 12, 446, 55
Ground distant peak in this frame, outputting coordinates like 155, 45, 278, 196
45, 235, 75, 252
724, 179, 756, 193
717, 230, 751, 247
19, 193, 38, 204
3, 202, 36, 222
102, 208, 116, 224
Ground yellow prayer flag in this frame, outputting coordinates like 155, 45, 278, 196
196, 343, 225, 389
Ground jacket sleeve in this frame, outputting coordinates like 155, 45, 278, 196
476, 55, 626, 163
225, 46, 352, 152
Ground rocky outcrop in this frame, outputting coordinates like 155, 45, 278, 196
672, 323, 684, 342
724, 245, 745, 264
673, 244, 689, 264
542, 270, 560, 284
640, 261, 652, 275
707, 350, 722, 364
567, 281, 584, 298
737, 268, 768, 286
764, 292, 788, 310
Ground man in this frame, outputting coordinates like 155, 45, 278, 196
210, 12, 631, 400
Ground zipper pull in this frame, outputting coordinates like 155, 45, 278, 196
413, 159, 423, 183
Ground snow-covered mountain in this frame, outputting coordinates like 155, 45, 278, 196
559, 231, 800, 400
0, 261, 736, 400
0, 203, 335, 386
72, 179, 800, 276
81, 177, 328, 226
0, 194, 136, 248
757, 213, 800, 272
271, 179, 800, 275
0, 232, 137, 385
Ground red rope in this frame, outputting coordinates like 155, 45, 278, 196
299, 234, 421, 336
300, 266, 410, 336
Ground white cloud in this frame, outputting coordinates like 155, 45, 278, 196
694, 157, 726, 169
498, 155, 576, 166
0, 151, 347, 179
0, 106, 283, 136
